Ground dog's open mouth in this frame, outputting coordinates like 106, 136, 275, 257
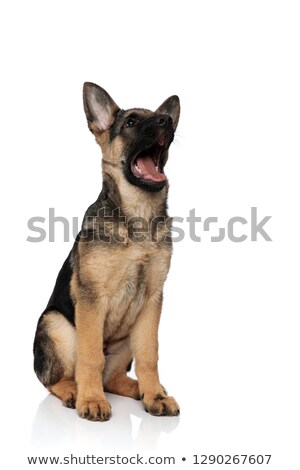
131, 140, 166, 183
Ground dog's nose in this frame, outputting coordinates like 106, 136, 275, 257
157, 115, 172, 127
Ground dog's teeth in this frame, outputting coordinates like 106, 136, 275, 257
135, 162, 142, 174
155, 166, 159, 171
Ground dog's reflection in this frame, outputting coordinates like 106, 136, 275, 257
32, 393, 179, 451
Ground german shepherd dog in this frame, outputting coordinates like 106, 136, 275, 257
33, 83, 180, 421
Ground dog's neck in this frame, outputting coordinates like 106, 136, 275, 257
101, 161, 168, 221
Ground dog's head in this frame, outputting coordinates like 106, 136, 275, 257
83, 82, 180, 192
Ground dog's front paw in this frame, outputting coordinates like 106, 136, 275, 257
142, 393, 180, 417
76, 397, 112, 422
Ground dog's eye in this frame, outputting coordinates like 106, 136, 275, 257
124, 118, 138, 128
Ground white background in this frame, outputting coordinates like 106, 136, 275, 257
1, 1, 299, 468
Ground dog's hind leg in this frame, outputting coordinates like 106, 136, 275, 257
105, 372, 140, 400
48, 379, 77, 408
103, 339, 140, 400
33, 310, 77, 407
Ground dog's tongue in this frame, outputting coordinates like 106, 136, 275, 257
136, 155, 166, 182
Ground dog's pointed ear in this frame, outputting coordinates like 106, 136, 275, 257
156, 95, 180, 131
83, 82, 119, 132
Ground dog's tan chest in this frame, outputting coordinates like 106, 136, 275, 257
103, 252, 148, 341
79, 242, 171, 342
